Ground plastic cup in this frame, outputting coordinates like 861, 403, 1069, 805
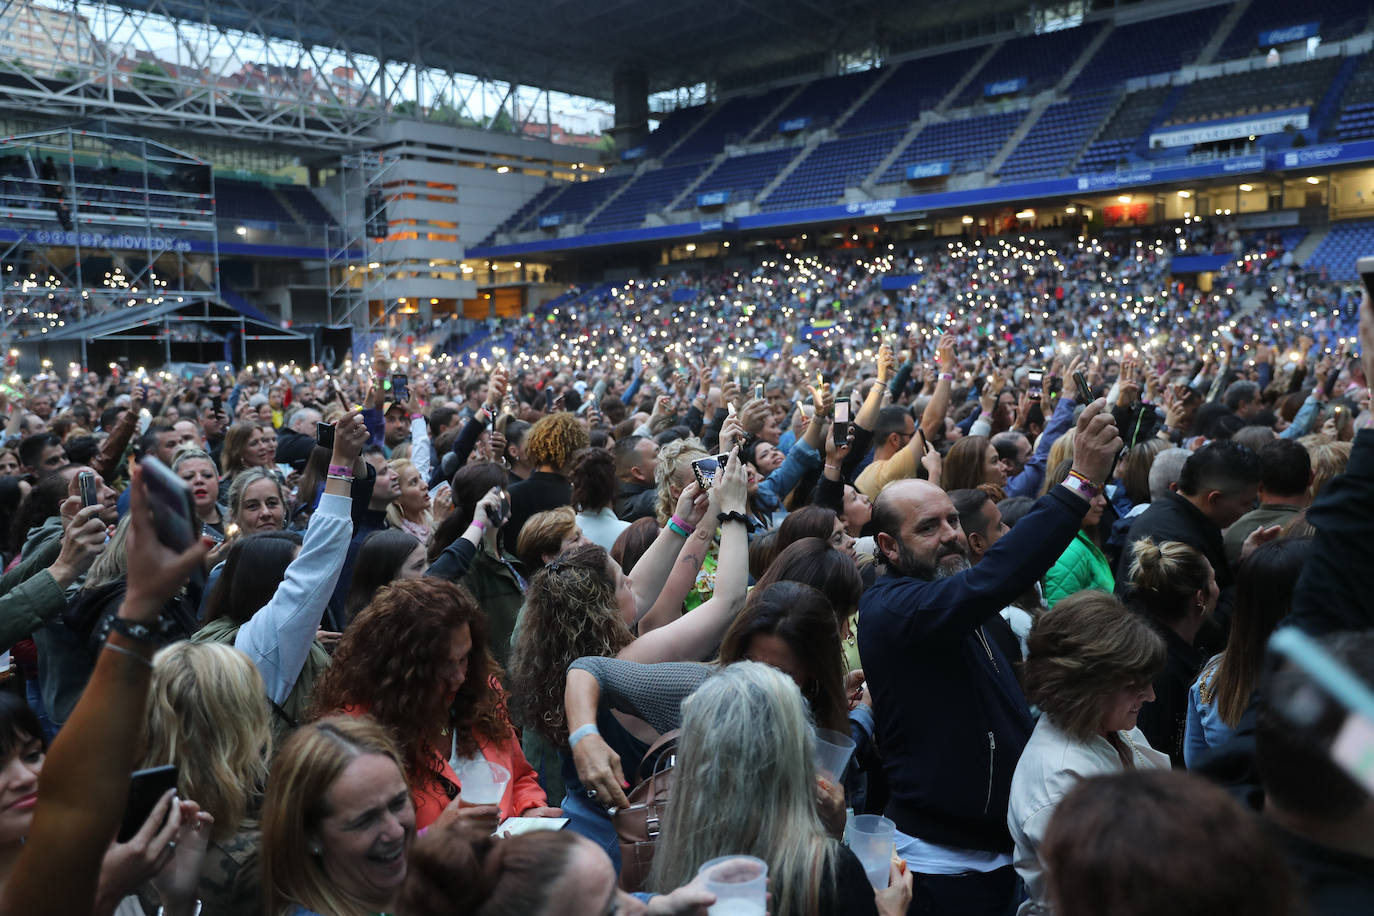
813, 727, 856, 781
849, 814, 895, 889
455, 759, 509, 807
697, 855, 768, 916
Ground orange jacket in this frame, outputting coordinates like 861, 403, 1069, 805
340, 702, 547, 830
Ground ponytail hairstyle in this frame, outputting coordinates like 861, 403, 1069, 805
1127, 538, 1212, 624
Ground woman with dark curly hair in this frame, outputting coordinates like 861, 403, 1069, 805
505, 412, 590, 545
310, 577, 559, 830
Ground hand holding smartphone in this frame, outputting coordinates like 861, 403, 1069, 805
832, 396, 851, 447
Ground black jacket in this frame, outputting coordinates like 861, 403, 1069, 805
1290, 429, 1374, 635
1117, 491, 1233, 592
275, 429, 317, 473
1134, 617, 1204, 769
506, 471, 572, 547
858, 484, 1088, 852
615, 480, 657, 522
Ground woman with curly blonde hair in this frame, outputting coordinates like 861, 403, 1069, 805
309, 577, 560, 830
385, 458, 433, 544
505, 412, 590, 543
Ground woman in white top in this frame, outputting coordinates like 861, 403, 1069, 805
1008, 591, 1169, 915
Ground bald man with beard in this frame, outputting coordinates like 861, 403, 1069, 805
858, 400, 1122, 916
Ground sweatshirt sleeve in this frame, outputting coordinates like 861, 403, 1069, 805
91, 402, 140, 481
757, 439, 821, 509
410, 415, 432, 484
1004, 396, 1076, 500
566, 656, 711, 734
234, 493, 353, 705
862, 486, 1086, 647
0, 570, 67, 651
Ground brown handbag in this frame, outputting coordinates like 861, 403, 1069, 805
612, 729, 680, 892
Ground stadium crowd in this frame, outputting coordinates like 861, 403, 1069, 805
0, 221, 1371, 916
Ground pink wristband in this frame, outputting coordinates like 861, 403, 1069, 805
328, 464, 351, 476
471, 518, 487, 531
670, 514, 696, 534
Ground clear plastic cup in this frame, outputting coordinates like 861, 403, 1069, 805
813, 727, 856, 781
697, 855, 768, 916
455, 759, 509, 807
849, 814, 895, 889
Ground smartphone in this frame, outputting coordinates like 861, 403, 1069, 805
391, 373, 409, 404
138, 456, 198, 554
691, 453, 731, 489
315, 420, 336, 450
833, 397, 851, 447
118, 765, 178, 842
754, 383, 765, 401
211, 394, 222, 413
330, 379, 347, 409
1357, 256, 1374, 302
78, 470, 98, 508
1073, 370, 1094, 404
484, 490, 511, 527
1027, 368, 1044, 401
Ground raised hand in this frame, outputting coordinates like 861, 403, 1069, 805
1067, 399, 1122, 487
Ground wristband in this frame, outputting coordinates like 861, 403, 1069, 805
938, 372, 954, 381
569, 723, 600, 750
108, 617, 159, 644
410, 412, 424, 420
326, 474, 354, 484
667, 520, 692, 539
470, 518, 487, 531
717, 511, 756, 532
328, 464, 352, 477
669, 514, 696, 535
1062, 471, 1100, 501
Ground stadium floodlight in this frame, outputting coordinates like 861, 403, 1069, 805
1306, 176, 1320, 184
235, 226, 247, 236
1239, 184, 1253, 192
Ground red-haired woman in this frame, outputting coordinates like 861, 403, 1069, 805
309, 577, 559, 830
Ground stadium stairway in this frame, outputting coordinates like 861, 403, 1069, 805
1193, 0, 1252, 68
739, 84, 808, 145
1292, 225, 1331, 267
270, 186, 307, 227
832, 66, 901, 134
578, 163, 645, 228
1054, 23, 1115, 92
1131, 83, 1187, 158
754, 132, 826, 206
864, 113, 935, 190
1314, 56, 1364, 139
986, 95, 1054, 175
937, 43, 1003, 115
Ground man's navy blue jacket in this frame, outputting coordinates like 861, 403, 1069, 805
859, 485, 1088, 852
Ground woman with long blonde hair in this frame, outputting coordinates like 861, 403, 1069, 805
647, 662, 908, 915
261, 716, 415, 916
138, 641, 271, 916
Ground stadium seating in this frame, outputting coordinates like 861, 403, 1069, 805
531, 172, 630, 228
1070, 6, 1229, 90
584, 159, 711, 231
666, 86, 793, 161
1164, 57, 1343, 126
879, 109, 1024, 185
996, 92, 1117, 182
1335, 53, 1374, 142
768, 68, 884, 135
276, 184, 336, 226
1215, 0, 1371, 63
677, 147, 797, 210
1074, 86, 1173, 172
1304, 218, 1374, 281
214, 178, 296, 224
952, 23, 1105, 107
762, 127, 904, 211
644, 105, 710, 158
841, 48, 972, 134
497, 184, 563, 234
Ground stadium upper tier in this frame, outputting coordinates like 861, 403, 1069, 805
482, 1, 1374, 249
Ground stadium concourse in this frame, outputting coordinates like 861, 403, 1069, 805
4, 0, 1374, 915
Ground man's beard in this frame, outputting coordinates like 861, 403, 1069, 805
889, 539, 972, 581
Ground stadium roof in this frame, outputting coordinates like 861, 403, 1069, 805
112, 0, 1029, 101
